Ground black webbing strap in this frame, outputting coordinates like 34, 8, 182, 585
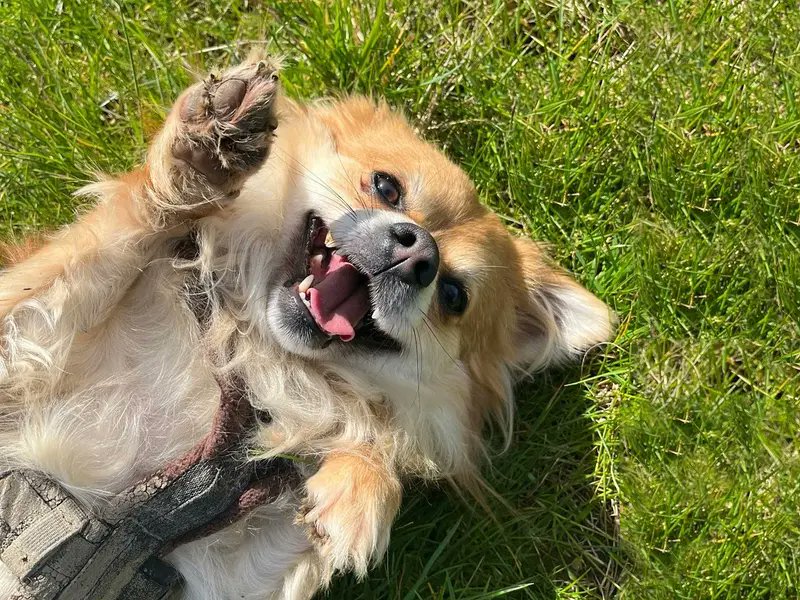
1, 458, 297, 599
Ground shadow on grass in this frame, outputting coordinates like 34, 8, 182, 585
326, 364, 627, 599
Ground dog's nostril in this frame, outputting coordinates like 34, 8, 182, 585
414, 260, 437, 287
394, 229, 417, 248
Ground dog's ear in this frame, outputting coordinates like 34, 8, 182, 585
510, 238, 615, 374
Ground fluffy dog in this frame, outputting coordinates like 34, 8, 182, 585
0, 59, 614, 599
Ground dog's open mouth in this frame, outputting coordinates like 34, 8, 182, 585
290, 214, 370, 342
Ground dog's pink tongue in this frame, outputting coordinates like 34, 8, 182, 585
307, 254, 370, 342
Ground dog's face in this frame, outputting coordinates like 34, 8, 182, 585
262, 98, 613, 437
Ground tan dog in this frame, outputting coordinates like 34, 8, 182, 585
0, 59, 614, 599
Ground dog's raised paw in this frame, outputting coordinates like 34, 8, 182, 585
170, 60, 279, 191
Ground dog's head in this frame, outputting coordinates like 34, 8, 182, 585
249, 97, 613, 475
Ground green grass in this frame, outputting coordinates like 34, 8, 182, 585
1, 1, 799, 598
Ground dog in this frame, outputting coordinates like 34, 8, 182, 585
0, 58, 614, 599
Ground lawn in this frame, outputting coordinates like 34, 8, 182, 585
1, 1, 799, 598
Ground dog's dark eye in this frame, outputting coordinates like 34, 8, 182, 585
373, 172, 401, 206
439, 277, 468, 315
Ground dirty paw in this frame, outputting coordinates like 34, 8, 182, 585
171, 60, 279, 191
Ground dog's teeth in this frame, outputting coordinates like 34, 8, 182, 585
298, 274, 314, 294
324, 231, 336, 248
310, 254, 323, 272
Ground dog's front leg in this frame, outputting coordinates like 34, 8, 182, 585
301, 446, 403, 577
0, 60, 279, 330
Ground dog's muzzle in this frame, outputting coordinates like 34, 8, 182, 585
329, 210, 439, 287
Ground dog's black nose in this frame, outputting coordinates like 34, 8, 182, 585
386, 222, 439, 288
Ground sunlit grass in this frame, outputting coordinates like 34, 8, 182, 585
1, 1, 798, 598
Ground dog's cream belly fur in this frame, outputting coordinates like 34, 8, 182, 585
0, 262, 315, 599
168, 501, 314, 600
5, 266, 215, 493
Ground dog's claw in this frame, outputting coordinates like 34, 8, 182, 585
313, 520, 327, 540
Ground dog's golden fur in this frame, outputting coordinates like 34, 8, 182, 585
0, 60, 613, 599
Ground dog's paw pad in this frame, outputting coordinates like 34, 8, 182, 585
171, 61, 279, 189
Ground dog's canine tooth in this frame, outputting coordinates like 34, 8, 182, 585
324, 231, 336, 248
298, 274, 314, 294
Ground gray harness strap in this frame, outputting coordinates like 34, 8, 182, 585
0, 470, 178, 600
1, 455, 297, 599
